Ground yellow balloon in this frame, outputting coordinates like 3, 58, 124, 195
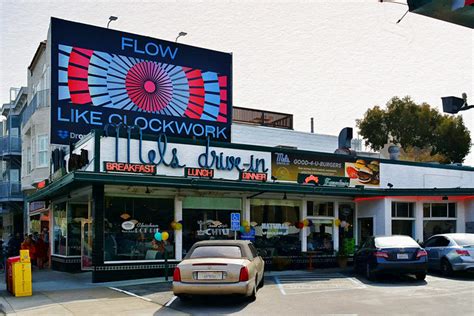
244, 226, 251, 233
175, 223, 182, 230
242, 220, 249, 227
162, 232, 169, 241
335, 219, 341, 226
171, 221, 177, 229
303, 219, 310, 227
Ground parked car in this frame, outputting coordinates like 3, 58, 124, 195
172, 240, 265, 300
354, 235, 428, 281
423, 233, 474, 276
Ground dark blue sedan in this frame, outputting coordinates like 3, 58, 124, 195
354, 235, 428, 281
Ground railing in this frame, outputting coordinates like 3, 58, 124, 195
22, 89, 50, 127
0, 136, 21, 155
233, 106, 293, 129
0, 181, 23, 200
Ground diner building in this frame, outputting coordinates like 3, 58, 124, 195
25, 127, 474, 282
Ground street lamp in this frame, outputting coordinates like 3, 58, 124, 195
107, 16, 118, 29
441, 93, 474, 114
175, 32, 187, 43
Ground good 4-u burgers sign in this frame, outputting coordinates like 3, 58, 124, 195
272, 152, 381, 187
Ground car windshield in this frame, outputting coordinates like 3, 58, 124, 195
375, 236, 419, 248
451, 235, 474, 246
189, 246, 242, 259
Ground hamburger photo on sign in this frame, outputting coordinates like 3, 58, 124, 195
345, 159, 380, 187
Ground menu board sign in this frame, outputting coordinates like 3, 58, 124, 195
272, 151, 380, 187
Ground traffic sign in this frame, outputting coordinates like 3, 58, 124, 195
231, 213, 241, 231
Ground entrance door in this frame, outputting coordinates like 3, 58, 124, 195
81, 219, 93, 271
358, 217, 374, 245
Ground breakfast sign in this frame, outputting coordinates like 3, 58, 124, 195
272, 152, 380, 187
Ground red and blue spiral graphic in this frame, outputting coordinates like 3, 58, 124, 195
57, 44, 229, 123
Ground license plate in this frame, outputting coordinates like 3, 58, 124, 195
197, 271, 223, 280
397, 253, 409, 259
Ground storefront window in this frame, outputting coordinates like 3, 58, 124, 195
250, 199, 300, 257
68, 204, 88, 256
391, 202, 415, 237
53, 202, 67, 255
104, 197, 175, 261
307, 202, 334, 217
307, 220, 334, 253
182, 197, 241, 255
392, 220, 414, 237
423, 220, 456, 240
423, 203, 457, 240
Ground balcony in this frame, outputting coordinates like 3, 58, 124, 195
0, 181, 23, 201
233, 106, 293, 129
22, 89, 50, 127
0, 136, 21, 156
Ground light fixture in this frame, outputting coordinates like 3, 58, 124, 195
442, 196, 449, 201
442, 93, 473, 114
67, 193, 72, 199
175, 31, 187, 43
145, 186, 151, 194
387, 183, 394, 189
107, 16, 118, 29
271, 176, 277, 183
283, 192, 287, 200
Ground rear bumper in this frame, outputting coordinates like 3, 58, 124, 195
173, 280, 254, 296
374, 262, 428, 274
452, 259, 474, 272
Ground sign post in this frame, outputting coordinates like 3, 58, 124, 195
231, 213, 241, 240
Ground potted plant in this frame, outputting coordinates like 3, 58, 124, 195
336, 248, 348, 268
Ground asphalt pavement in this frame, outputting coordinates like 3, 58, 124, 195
1, 269, 473, 315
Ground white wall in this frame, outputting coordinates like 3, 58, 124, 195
356, 199, 387, 236
380, 163, 474, 189
232, 123, 359, 153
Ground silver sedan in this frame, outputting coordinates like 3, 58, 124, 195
423, 233, 474, 275
172, 240, 265, 300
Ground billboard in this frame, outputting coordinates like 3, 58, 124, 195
50, 18, 232, 145
272, 151, 380, 187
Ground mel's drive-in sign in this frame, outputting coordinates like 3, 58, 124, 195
50, 18, 232, 145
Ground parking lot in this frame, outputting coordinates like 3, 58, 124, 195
112, 270, 474, 315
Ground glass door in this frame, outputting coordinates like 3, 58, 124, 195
357, 217, 374, 246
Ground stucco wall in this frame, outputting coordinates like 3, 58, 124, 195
380, 163, 474, 189
356, 199, 388, 236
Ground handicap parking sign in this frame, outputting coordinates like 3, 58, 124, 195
231, 213, 240, 231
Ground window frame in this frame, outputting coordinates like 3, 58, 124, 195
423, 202, 457, 219
36, 134, 49, 168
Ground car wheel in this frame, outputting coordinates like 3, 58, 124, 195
415, 273, 426, 281
441, 258, 453, 277
249, 278, 257, 301
258, 273, 264, 288
366, 263, 376, 281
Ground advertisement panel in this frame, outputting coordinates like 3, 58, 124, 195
50, 18, 232, 145
272, 151, 380, 187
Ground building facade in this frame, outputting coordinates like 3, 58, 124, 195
25, 129, 474, 282
1, 87, 27, 241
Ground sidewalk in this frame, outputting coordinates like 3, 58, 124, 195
0, 269, 171, 315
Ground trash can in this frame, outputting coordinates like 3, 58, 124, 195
11, 250, 32, 297
6, 256, 20, 294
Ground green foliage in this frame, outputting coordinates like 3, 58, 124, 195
356, 96, 471, 163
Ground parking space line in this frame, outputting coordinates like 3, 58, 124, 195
165, 295, 178, 307
274, 276, 287, 295
108, 286, 152, 302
